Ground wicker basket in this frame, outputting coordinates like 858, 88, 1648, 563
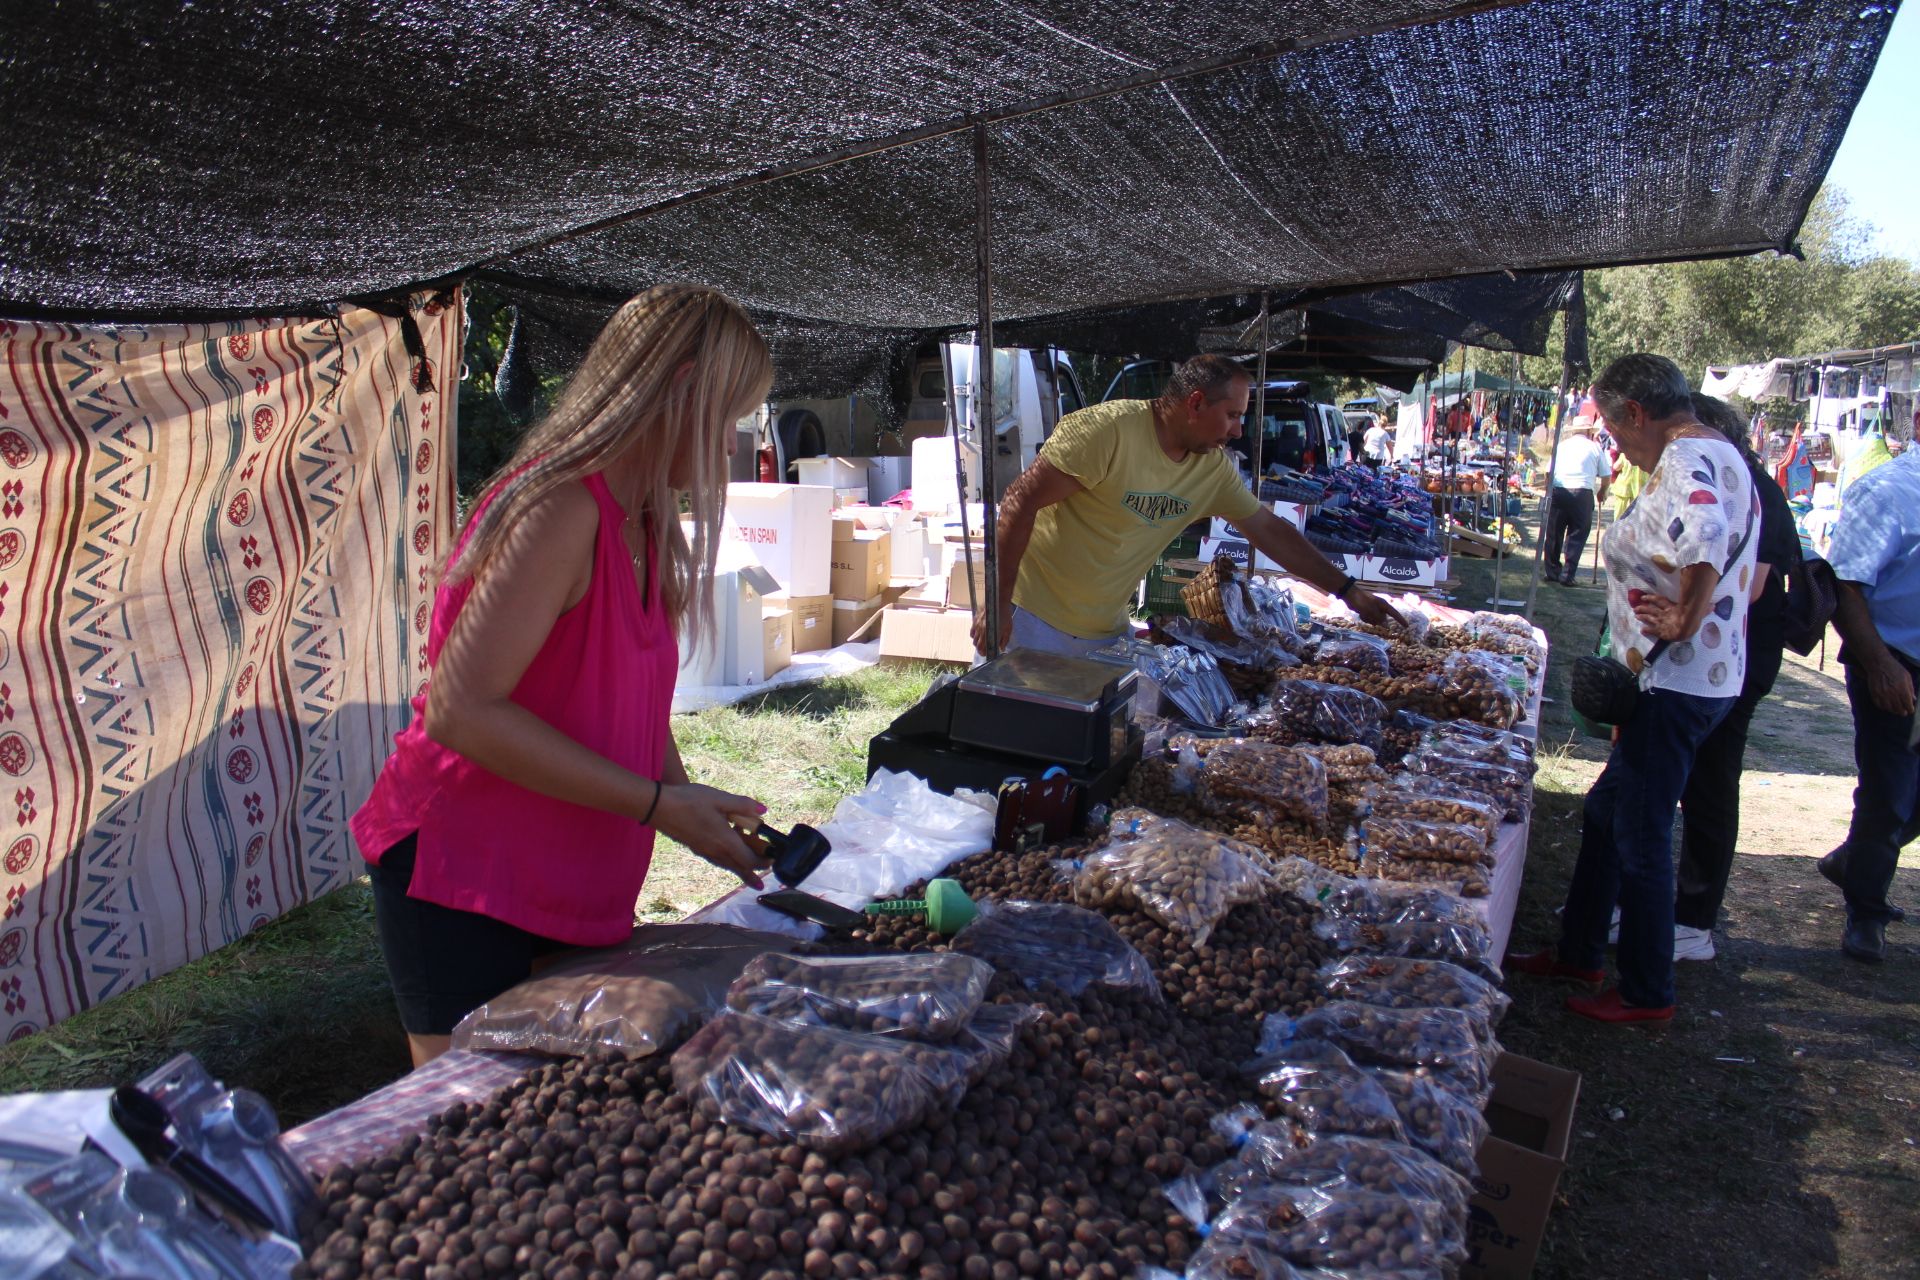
1180, 555, 1236, 628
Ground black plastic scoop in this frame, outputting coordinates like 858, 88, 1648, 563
749, 822, 832, 887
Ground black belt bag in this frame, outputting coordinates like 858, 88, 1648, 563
1570, 637, 1667, 727
1569, 505, 1756, 728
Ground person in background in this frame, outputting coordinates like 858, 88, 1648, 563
1817, 443, 1920, 962
1445, 398, 1474, 441
1543, 412, 1609, 585
1507, 354, 1758, 1023
1610, 452, 1648, 520
352, 286, 777, 1066
973, 354, 1403, 659
1348, 417, 1370, 469
1363, 416, 1393, 471
1671, 394, 1801, 960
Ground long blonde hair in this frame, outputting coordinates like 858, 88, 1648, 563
450, 284, 772, 646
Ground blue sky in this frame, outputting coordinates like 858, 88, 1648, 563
1825, 3, 1919, 262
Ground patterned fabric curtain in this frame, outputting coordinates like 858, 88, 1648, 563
0, 293, 460, 1038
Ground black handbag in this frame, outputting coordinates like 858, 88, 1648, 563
1570, 505, 1757, 728
1569, 636, 1667, 728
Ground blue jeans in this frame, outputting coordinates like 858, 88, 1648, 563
1006, 605, 1121, 659
1558, 687, 1733, 1008
1829, 653, 1920, 926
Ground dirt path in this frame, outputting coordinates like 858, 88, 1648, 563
1450, 553, 1920, 1279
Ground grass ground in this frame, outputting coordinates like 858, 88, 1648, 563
1, 513, 1913, 1278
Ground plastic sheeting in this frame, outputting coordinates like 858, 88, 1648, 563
0, 0, 1892, 400
688, 770, 996, 940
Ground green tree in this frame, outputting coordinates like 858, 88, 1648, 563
1510, 186, 1919, 393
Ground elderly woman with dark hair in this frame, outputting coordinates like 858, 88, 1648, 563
1507, 356, 1760, 1023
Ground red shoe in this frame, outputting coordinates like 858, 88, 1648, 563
1502, 948, 1603, 985
1566, 988, 1674, 1024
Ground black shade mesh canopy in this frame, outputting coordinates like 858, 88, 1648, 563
0, 0, 1892, 384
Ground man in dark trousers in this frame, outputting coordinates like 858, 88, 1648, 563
1543, 414, 1608, 585
1821, 447, 1920, 962
1671, 395, 1803, 961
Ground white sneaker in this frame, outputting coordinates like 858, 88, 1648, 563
1673, 925, 1716, 962
1606, 907, 1621, 945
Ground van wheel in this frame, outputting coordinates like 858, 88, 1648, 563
776, 409, 825, 478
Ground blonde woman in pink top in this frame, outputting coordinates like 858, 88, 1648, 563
352, 285, 775, 1066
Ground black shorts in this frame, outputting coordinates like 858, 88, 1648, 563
364, 835, 574, 1036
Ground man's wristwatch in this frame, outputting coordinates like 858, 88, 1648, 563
1335, 574, 1357, 600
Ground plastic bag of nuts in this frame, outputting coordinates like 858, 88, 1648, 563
950, 900, 1162, 999
1359, 848, 1494, 897
1298, 875, 1484, 931
1196, 740, 1331, 830
1268, 1002, 1491, 1101
1464, 610, 1535, 638
1363, 784, 1502, 841
1209, 1131, 1473, 1256
1076, 810, 1277, 945
1423, 718, 1536, 770
1358, 815, 1491, 866
724, 952, 993, 1041
670, 1011, 974, 1154
1202, 1180, 1457, 1276
1390, 770, 1506, 819
450, 922, 796, 1058
1312, 917, 1501, 982
1247, 1040, 1408, 1143
1437, 653, 1523, 728
1368, 1066, 1493, 1178
1403, 749, 1531, 820
1260, 678, 1388, 744
1318, 955, 1512, 1046
1312, 629, 1392, 677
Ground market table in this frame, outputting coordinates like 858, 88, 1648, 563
284, 593, 1549, 1175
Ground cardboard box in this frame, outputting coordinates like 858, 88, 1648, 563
775, 594, 832, 653
878, 605, 976, 664
726, 483, 834, 597
1199, 535, 1288, 574
1362, 553, 1447, 590
911, 435, 977, 514
831, 531, 892, 601
1272, 498, 1319, 530
678, 561, 780, 687
832, 595, 886, 646
890, 521, 929, 579
832, 506, 897, 543
792, 456, 868, 491
761, 607, 793, 680
1464, 1053, 1582, 1280
947, 557, 989, 611
832, 485, 869, 509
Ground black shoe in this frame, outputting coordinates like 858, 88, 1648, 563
1818, 852, 1907, 922
1842, 917, 1887, 963
1561, 574, 1579, 587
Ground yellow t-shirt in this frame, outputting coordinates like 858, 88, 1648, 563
1014, 399, 1262, 638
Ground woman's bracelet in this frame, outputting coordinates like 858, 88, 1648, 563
640, 778, 663, 827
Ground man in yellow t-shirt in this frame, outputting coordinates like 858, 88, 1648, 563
973, 354, 1403, 657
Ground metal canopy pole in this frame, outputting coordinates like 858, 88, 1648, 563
1251, 293, 1270, 491
974, 124, 1001, 656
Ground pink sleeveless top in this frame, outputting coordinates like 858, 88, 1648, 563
350, 473, 678, 945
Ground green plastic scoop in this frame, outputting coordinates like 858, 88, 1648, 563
863, 878, 978, 935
